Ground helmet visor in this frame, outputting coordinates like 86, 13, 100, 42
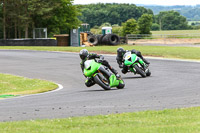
80, 55, 86, 60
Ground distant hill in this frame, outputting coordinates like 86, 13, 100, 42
138, 5, 200, 21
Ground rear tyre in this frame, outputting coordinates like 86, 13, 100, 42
146, 69, 151, 76
117, 79, 125, 89
134, 65, 146, 78
93, 74, 111, 90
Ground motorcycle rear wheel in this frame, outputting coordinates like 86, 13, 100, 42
146, 69, 151, 76
117, 79, 125, 89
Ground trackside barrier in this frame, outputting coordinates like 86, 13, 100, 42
0, 39, 57, 46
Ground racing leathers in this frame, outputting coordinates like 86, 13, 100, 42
116, 49, 150, 74
80, 53, 119, 87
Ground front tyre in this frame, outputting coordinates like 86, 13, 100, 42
93, 74, 111, 90
134, 65, 146, 78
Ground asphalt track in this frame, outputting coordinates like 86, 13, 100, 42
0, 50, 200, 122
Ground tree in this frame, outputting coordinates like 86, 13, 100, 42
155, 11, 189, 30
78, 3, 153, 28
0, 3, 2, 38
0, 0, 81, 39
38, 0, 81, 36
100, 22, 111, 27
122, 18, 139, 36
138, 14, 153, 34
2, 0, 6, 39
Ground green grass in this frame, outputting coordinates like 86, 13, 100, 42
1, 107, 200, 132
0, 73, 58, 96
151, 30, 200, 35
0, 46, 200, 60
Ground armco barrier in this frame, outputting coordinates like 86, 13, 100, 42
0, 39, 57, 46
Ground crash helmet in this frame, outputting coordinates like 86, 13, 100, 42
79, 49, 89, 60
117, 47, 125, 57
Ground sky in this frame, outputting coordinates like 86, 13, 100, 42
73, 0, 200, 6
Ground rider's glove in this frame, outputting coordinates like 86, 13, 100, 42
100, 55, 104, 60
97, 59, 103, 63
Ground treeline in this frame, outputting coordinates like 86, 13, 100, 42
77, 3, 153, 28
78, 3, 196, 32
152, 11, 190, 31
0, 0, 81, 39
143, 5, 200, 21
1, 2, 198, 39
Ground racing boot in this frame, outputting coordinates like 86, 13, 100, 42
142, 57, 150, 65
110, 67, 121, 79
121, 65, 128, 74
139, 54, 150, 65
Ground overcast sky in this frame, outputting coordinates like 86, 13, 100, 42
73, 0, 200, 6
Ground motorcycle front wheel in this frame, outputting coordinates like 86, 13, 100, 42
134, 65, 146, 78
93, 74, 111, 90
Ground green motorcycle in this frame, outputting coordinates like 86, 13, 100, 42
123, 52, 151, 77
84, 59, 125, 90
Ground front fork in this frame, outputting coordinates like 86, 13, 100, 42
138, 57, 148, 70
130, 57, 147, 73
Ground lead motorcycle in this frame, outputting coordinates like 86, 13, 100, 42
123, 52, 151, 77
84, 59, 125, 90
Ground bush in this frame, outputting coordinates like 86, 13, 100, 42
151, 23, 160, 31
122, 18, 139, 36
112, 26, 123, 36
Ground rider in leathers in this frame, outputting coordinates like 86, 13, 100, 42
80, 49, 119, 87
116, 47, 150, 74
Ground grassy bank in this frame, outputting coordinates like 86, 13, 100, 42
1, 107, 200, 133
0, 45, 200, 60
0, 73, 58, 97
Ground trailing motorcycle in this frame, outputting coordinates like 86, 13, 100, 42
123, 52, 151, 77
84, 59, 125, 90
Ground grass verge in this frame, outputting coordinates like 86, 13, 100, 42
1, 107, 200, 133
0, 45, 200, 60
0, 73, 58, 97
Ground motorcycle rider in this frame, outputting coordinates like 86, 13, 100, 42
116, 47, 150, 74
80, 49, 120, 87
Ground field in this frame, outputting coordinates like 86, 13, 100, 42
151, 30, 200, 35
188, 21, 200, 25
129, 30, 200, 44
91, 27, 200, 36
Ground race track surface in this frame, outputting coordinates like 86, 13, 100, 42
0, 50, 200, 122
